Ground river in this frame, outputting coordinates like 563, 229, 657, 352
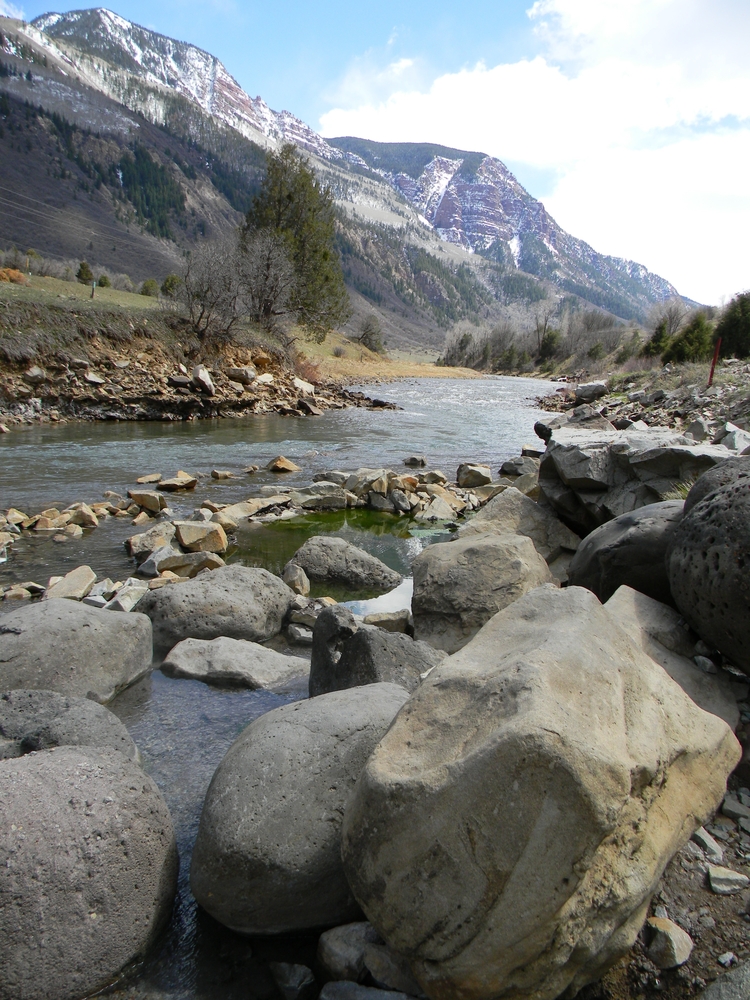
0, 375, 555, 999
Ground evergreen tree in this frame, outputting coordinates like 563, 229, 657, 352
244, 144, 350, 341
662, 313, 714, 364
641, 318, 671, 357
76, 260, 93, 284
715, 292, 750, 359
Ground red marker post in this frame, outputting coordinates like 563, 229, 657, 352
708, 337, 722, 388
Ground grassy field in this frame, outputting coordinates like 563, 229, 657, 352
0, 274, 163, 312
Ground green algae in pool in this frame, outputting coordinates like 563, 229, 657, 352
228, 507, 451, 602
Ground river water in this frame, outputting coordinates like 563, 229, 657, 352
0, 375, 555, 999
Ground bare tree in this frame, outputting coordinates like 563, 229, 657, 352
239, 229, 296, 332
649, 298, 686, 337
533, 301, 556, 355
180, 235, 244, 342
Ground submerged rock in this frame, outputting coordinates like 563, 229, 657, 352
161, 636, 308, 689
285, 536, 402, 592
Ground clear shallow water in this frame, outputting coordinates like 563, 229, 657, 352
0, 375, 554, 998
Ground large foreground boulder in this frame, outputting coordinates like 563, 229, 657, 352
284, 536, 402, 593
411, 532, 552, 653
458, 486, 580, 563
0, 746, 178, 1000
604, 586, 746, 730
191, 684, 409, 934
310, 607, 444, 696
342, 586, 739, 1000
161, 636, 308, 689
0, 599, 152, 703
567, 500, 684, 604
0, 689, 139, 761
138, 564, 294, 654
667, 479, 750, 673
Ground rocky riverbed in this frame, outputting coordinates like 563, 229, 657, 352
2, 409, 750, 1000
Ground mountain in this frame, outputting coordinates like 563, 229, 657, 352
0, 8, 683, 352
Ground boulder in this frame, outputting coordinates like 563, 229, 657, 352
363, 609, 412, 634
414, 496, 456, 522
567, 500, 684, 604
411, 533, 553, 653
105, 577, 149, 613
127, 489, 167, 512
158, 471, 198, 492
318, 921, 382, 982
683, 456, 750, 513
667, 479, 750, 672
310, 611, 444, 696
161, 636, 308, 689
138, 564, 294, 654
604, 586, 745, 729
456, 463, 492, 488
43, 564, 97, 601
458, 487, 580, 563
0, 599, 152, 703
267, 455, 301, 473
192, 364, 215, 395
320, 986, 412, 1000
0, 746, 178, 1000
0, 689, 138, 761
500, 456, 540, 477
126, 521, 177, 563
227, 364, 257, 384
285, 536, 402, 593
575, 380, 608, 402
697, 962, 750, 1000
341, 587, 739, 1000
646, 917, 693, 969
539, 426, 730, 534
283, 562, 311, 596
190, 683, 409, 934
173, 520, 228, 553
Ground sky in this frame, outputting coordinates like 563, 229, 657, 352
2, 0, 749, 305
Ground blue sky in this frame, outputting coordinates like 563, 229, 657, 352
3, 0, 749, 303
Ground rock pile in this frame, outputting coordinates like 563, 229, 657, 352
0, 347, 396, 427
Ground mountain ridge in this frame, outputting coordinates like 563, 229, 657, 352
0, 7, 684, 347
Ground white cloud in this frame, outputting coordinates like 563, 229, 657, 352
319, 0, 750, 303
0, 0, 25, 19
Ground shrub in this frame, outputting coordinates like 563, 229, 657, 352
588, 342, 605, 361
715, 292, 750, 359
140, 278, 160, 297
332, 345, 345, 358
662, 313, 714, 364
97, 274, 111, 288
160, 273, 181, 299
76, 260, 94, 284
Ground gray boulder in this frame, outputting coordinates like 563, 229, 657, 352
126, 521, 177, 563
318, 921, 383, 982
0, 599, 152, 703
667, 479, 750, 673
458, 486, 580, 563
341, 586, 739, 1000
0, 746, 178, 1000
567, 500, 684, 604
161, 636, 308, 690
698, 961, 750, 1000
539, 426, 730, 534
684, 456, 750, 513
320, 986, 412, 1000
411, 532, 553, 653
500, 456, 540, 477
285, 536, 402, 593
0, 689, 139, 761
310, 610, 444, 697
137, 564, 294, 654
190, 683, 409, 934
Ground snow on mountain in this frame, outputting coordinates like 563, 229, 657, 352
18, 9, 679, 311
